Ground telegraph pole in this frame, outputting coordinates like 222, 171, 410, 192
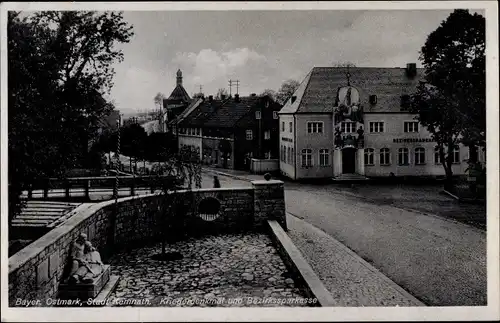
228, 80, 232, 97
235, 80, 240, 95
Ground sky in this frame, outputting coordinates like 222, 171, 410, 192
110, 10, 466, 116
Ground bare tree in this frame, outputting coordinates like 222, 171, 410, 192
150, 145, 202, 261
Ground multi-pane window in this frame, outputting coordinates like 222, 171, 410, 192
307, 122, 323, 133
398, 148, 410, 165
369, 122, 384, 133
246, 130, 253, 140
380, 148, 391, 165
404, 121, 419, 133
291, 148, 294, 164
415, 147, 426, 165
341, 122, 356, 133
301, 149, 312, 167
289, 122, 293, 132
264, 130, 270, 140
364, 148, 375, 165
287, 147, 291, 164
434, 146, 442, 164
255, 111, 261, 120
282, 122, 285, 132
452, 146, 460, 163
273, 111, 279, 119
319, 149, 329, 166
281, 146, 285, 162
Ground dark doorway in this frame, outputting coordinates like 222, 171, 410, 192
342, 148, 356, 174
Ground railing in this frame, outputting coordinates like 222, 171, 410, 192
25, 175, 182, 200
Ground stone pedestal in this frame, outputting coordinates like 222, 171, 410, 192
252, 180, 286, 231
59, 265, 111, 300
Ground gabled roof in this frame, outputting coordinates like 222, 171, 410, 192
178, 99, 224, 127
168, 97, 204, 126
280, 66, 424, 114
236, 96, 281, 128
164, 84, 191, 105
202, 96, 262, 128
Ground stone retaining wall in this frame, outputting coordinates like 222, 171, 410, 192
9, 181, 286, 307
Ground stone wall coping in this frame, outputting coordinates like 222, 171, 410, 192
9, 187, 253, 274
251, 180, 284, 185
267, 220, 338, 307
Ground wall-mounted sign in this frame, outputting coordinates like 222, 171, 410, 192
281, 137, 293, 142
393, 138, 434, 143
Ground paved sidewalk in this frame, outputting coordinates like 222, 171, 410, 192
286, 213, 425, 307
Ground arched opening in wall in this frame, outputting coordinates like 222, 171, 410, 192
197, 197, 222, 222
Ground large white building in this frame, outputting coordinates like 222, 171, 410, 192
278, 65, 483, 180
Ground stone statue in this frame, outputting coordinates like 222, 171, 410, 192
67, 233, 104, 284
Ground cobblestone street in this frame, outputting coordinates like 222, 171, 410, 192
107, 233, 310, 307
204, 170, 487, 306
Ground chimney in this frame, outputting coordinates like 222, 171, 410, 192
406, 63, 417, 78
234, 94, 240, 102
209, 95, 213, 102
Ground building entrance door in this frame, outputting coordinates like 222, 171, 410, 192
342, 148, 356, 174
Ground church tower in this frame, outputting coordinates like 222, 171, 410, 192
176, 69, 183, 86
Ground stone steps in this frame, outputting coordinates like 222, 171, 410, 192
12, 201, 81, 229
332, 174, 370, 182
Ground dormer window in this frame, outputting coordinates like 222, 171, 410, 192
369, 95, 377, 105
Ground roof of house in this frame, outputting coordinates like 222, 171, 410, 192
279, 66, 424, 114
164, 84, 191, 105
236, 96, 281, 128
202, 96, 263, 128
168, 97, 203, 126
178, 99, 225, 127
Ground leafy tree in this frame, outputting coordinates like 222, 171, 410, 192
411, 82, 465, 188
215, 88, 229, 99
411, 9, 485, 188
144, 132, 178, 163
260, 89, 276, 101
120, 123, 148, 172
276, 79, 300, 105
8, 11, 133, 224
